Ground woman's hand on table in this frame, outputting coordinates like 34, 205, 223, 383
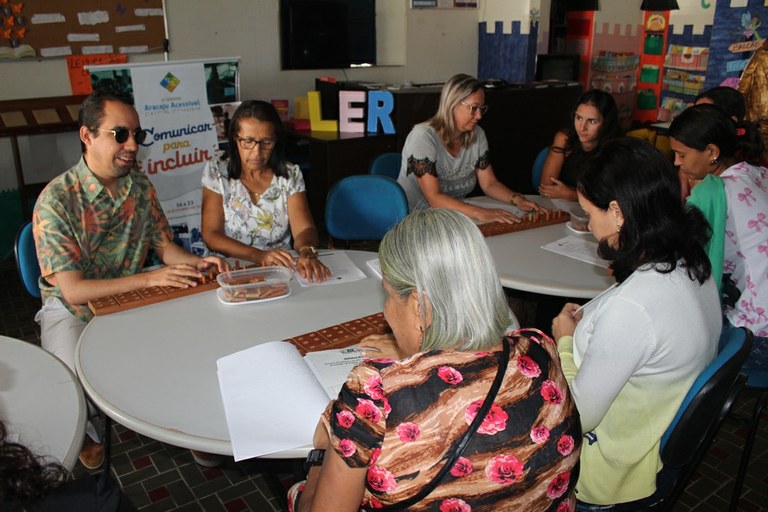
257, 248, 296, 268
145, 264, 208, 288
197, 256, 230, 273
552, 302, 582, 340
358, 334, 405, 360
539, 177, 573, 200
475, 207, 522, 224
514, 196, 547, 214
296, 255, 331, 283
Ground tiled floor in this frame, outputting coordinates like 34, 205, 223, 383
2, 256, 766, 511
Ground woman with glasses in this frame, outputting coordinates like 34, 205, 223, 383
539, 89, 621, 201
202, 100, 330, 282
397, 74, 543, 223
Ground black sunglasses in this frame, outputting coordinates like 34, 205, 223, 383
91, 127, 149, 144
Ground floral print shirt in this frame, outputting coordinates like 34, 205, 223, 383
33, 157, 173, 322
322, 330, 581, 512
397, 123, 491, 212
201, 158, 305, 251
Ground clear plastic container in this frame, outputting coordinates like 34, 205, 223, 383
568, 209, 590, 233
216, 266, 292, 304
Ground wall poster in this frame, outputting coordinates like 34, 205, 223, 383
87, 58, 240, 255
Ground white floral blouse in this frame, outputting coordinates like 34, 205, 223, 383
201, 158, 306, 250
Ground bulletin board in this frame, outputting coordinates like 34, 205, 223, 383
0, 0, 166, 59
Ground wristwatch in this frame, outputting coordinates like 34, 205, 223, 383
298, 245, 318, 259
304, 449, 325, 472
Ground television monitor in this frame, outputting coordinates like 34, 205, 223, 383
535, 54, 581, 82
280, 0, 376, 70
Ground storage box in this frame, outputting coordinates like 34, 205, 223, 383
644, 34, 664, 55
640, 65, 660, 84
637, 89, 658, 110
217, 267, 292, 304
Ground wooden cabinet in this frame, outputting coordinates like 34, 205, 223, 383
0, 95, 88, 218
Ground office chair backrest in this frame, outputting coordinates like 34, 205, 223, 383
325, 175, 408, 242
14, 221, 42, 299
369, 152, 401, 180
531, 146, 549, 190
661, 327, 751, 458
643, 327, 752, 509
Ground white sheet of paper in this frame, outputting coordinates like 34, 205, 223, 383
217, 341, 330, 461
541, 235, 610, 268
366, 258, 382, 279
296, 252, 367, 287
304, 347, 366, 398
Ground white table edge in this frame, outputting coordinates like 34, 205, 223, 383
2, 337, 87, 470
74, 251, 380, 459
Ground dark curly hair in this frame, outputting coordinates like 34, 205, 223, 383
0, 420, 68, 507
577, 137, 712, 284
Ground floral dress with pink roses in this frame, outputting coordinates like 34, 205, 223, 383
311, 330, 581, 512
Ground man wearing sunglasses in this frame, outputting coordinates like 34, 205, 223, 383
32, 87, 228, 470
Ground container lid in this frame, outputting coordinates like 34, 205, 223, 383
217, 266, 293, 290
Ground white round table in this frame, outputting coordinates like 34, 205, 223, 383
76, 250, 385, 458
0, 335, 86, 470
468, 195, 615, 298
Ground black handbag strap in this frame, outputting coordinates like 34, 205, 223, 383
377, 337, 511, 511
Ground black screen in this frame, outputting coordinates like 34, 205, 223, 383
535, 54, 581, 82
281, 0, 376, 70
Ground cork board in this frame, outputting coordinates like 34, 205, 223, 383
0, 0, 166, 59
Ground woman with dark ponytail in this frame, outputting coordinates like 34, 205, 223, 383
551, 137, 721, 508
669, 103, 768, 371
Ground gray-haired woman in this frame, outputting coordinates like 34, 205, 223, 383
289, 209, 581, 512
397, 74, 544, 223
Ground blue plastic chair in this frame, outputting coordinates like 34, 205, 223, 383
325, 175, 408, 247
14, 221, 41, 299
605, 327, 751, 511
531, 146, 549, 190
369, 152, 401, 180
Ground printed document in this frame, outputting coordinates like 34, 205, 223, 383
541, 235, 610, 268
296, 252, 367, 286
217, 341, 364, 460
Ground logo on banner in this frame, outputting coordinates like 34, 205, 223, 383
160, 72, 181, 92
